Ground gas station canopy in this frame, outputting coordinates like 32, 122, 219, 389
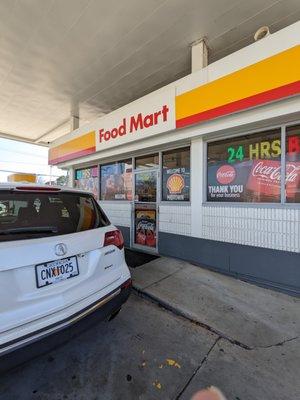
0, 0, 299, 146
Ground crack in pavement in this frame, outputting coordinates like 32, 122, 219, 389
133, 288, 297, 352
253, 336, 299, 349
132, 288, 251, 350
175, 337, 221, 400
141, 266, 185, 290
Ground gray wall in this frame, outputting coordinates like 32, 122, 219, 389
158, 232, 300, 297
117, 225, 299, 296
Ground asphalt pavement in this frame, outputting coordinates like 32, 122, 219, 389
1, 256, 299, 400
131, 257, 300, 400
0, 295, 217, 400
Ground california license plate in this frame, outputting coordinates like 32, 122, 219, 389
35, 256, 79, 288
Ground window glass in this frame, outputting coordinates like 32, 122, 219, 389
162, 147, 190, 201
207, 129, 281, 202
286, 125, 300, 203
100, 160, 132, 200
0, 191, 109, 242
135, 171, 157, 202
135, 154, 159, 170
75, 166, 99, 199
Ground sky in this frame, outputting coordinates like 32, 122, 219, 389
0, 138, 66, 183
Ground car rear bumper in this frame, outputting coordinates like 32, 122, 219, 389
0, 279, 131, 373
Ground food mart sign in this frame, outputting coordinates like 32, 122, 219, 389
49, 88, 175, 165
96, 93, 173, 151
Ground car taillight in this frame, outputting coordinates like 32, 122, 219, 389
104, 230, 124, 250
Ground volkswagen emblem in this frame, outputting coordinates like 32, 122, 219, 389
55, 243, 67, 257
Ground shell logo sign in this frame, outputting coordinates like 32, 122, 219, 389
167, 174, 185, 194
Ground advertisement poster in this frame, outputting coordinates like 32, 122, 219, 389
286, 161, 300, 201
100, 161, 132, 200
208, 160, 300, 203
286, 131, 300, 202
75, 166, 99, 199
135, 207, 156, 248
207, 130, 300, 203
208, 161, 246, 202
135, 171, 157, 202
163, 167, 190, 201
207, 160, 282, 202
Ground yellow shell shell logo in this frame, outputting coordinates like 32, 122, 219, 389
167, 174, 185, 194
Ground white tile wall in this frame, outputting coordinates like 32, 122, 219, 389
202, 206, 300, 253
159, 204, 191, 236
99, 202, 299, 254
99, 202, 131, 228
100, 202, 192, 235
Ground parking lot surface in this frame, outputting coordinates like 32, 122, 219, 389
0, 295, 217, 400
1, 291, 299, 400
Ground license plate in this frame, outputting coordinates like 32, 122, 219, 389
35, 256, 79, 288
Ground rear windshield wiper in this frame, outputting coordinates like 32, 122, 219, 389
0, 226, 58, 235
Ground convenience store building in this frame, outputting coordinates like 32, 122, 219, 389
49, 22, 300, 295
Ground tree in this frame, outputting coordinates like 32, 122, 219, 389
56, 175, 68, 186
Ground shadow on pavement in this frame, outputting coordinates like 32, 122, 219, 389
125, 248, 159, 268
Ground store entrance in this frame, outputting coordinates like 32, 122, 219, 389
132, 153, 159, 252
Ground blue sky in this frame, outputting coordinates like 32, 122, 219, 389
0, 138, 65, 182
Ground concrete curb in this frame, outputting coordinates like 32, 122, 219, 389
132, 285, 252, 350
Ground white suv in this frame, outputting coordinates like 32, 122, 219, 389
0, 184, 131, 360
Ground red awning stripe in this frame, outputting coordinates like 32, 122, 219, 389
176, 80, 300, 129
49, 146, 96, 165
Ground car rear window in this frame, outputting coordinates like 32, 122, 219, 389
0, 190, 110, 242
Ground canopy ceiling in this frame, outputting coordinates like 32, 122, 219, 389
0, 0, 299, 145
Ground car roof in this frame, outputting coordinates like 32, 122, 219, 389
0, 183, 93, 196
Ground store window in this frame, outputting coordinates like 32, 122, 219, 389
207, 129, 281, 202
135, 154, 159, 170
162, 147, 190, 201
135, 171, 157, 202
75, 166, 99, 199
100, 159, 132, 201
286, 125, 300, 203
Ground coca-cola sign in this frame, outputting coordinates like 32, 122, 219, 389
246, 160, 300, 199
246, 160, 281, 197
207, 130, 300, 203
135, 208, 156, 248
216, 165, 236, 184
286, 162, 300, 199
251, 160, 280, 181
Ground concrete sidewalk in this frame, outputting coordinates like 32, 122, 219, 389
130, 257, 300, 399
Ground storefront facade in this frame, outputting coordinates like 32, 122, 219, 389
49, 22, 300, 295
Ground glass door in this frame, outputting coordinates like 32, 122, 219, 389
132, 154, 159, 252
